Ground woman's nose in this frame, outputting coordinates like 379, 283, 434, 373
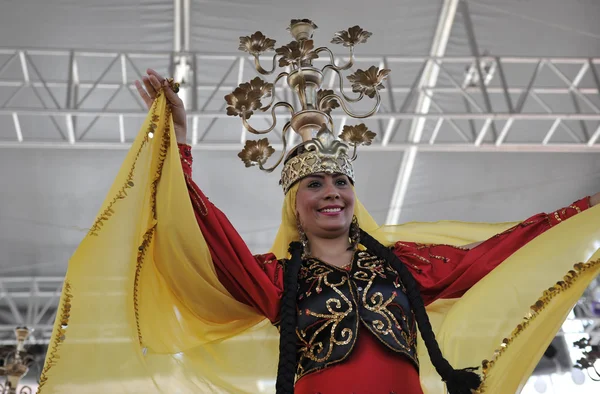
323, 183, 340, 199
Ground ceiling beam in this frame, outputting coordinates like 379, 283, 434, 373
3, 141, 600, 153
172, 0, 194, 114
174, 0, 182, 53
0, 47, 599, 149
460, 0, 498, 142
183, 0, 191, 53
385, 0, 459, 225
6, 108, 600, 119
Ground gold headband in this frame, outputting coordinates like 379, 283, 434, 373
224, 19, 388, 193
280, 128, 353, 193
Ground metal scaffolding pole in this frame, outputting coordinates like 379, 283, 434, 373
0, 47, 598, 152
385, 0, 459, 225
0, 275, 596, 345
0, 277, 64, 345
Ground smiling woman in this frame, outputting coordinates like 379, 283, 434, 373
34, 71, 600, 394
295, 173, 356, 267
174, 120, 599, 394
31, 8, 600, 388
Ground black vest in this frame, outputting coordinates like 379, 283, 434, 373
294, 250, 418, 379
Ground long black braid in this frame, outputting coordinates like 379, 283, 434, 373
275, 241, 303, 394
274, 234, 481, 394
359, 229, 481, 394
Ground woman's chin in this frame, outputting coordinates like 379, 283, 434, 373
315, 221, 350, 236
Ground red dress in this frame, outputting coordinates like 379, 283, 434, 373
178, 144, 589, 394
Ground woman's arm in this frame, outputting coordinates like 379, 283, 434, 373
136, 70, 283, 324
393, 196, 593, 305
178, 143, 283, 324
461, 194, 597, 250
135, 69, 187, 144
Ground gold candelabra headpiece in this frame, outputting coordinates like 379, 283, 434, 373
225, 18, 389, 192
0, 327, 32, 394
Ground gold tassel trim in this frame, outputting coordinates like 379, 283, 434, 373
87, 93, 163, 236
37, 281, 73, 393
150, 105, 171, 221
475, 258, 600, 393
37, 92, 171, 391
133, 225, 156, 346
133, 104, 171, 347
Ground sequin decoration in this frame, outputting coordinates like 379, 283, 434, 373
295, 251, 418, 379
475, 258, 600, 393
133, 105, 172, 347
37, 281, 73, 393
88, 92, 164, 236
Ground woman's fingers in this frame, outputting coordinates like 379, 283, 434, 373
137, 68, 186, 140
162, 80, 184, 107
136, 68, 184, 110
134, 80, 152, 110
146, 69, 166, 95
146, 68, 164, 82
141, 75, 156, 97
148, 74, 162, 92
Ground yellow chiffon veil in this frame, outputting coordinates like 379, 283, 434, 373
37, 93, 600, 394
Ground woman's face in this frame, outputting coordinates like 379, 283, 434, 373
295, 173, 355, 240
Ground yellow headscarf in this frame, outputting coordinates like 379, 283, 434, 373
270, 181, 519, 259
269, 182, 380, 258
37, 92, 600, 394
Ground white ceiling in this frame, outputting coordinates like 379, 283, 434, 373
0, 3, 598, 391
0, 0, 599, 269
0, 0, 599, 327
2, 0, 599, 55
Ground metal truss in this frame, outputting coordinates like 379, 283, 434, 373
0, 277, 63, 345
387, 0, 459, 225
384, 0, 600, 224
0, 276, 597, 346
0, 47, 598, 151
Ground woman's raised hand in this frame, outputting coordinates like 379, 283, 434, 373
134, 69, 187, 144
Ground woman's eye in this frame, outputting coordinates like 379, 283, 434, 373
308, 181, 321, 188
336, 179, 347, 186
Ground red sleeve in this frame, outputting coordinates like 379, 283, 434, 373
392, 197, 592, 306
178, 143, 283, 323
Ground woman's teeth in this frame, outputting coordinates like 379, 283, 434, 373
320, 208, 342, 213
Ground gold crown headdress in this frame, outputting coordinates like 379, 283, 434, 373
225, 19, 389, 193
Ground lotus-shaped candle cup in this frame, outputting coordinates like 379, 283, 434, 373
238, 31, 276, 56
347, 66, 390, 98
238, 138, 276, 167
244, 77, 273, 100
331, 25, 372, 47
225, 88, 261, 119
229, 19, 390, 176
14, 327, 31, 343
225, 77, 273, 119
276, 40, 319, 68
339, 123, 376, 146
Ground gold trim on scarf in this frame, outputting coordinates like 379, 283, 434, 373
88, 96, 163, 237
37, 281, 73, 392
133, 105, 171, 346
134, 225, 156, 346
33, 83, 600, 394
475, 258, 600, 393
